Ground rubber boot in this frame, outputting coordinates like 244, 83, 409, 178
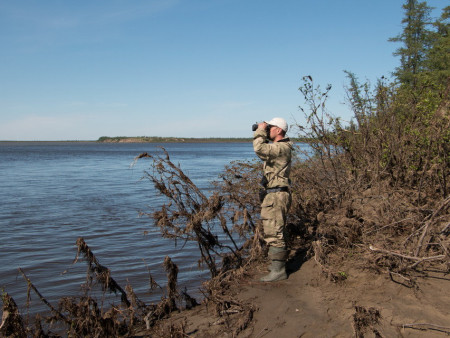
259, 246, 287, 282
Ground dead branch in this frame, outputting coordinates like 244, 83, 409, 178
136, 148, 261, 279
130, 151, 151, 168
364, 217, 415, 235
18, 268, 70, 324
388, 270, 412, 283
144, 257, 184, 330
75, 237, 131, 307
369, 245, 445, 261
369, 245, 446, 269
163, 256, 179, 311
407, 255, 447, 269
399, 322, 450, 334
415, 196, 450, 257
388, 270, 417, 288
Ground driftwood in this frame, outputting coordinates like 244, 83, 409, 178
369, 245, 445, 269
365, 195, 449, 274
399, 322, 450, 334
414, 196, 450, 257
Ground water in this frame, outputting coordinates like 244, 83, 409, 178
0, 141, 255, 315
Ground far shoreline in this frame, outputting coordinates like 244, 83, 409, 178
98, 136, 254, 143
0, 137, 252, 143
0, 136, 311, 143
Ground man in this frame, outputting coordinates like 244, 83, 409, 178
253, 117, 293, 282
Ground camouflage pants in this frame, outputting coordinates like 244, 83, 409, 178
260, 191, 292, 248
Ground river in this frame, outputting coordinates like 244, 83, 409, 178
0, 141, 256, 315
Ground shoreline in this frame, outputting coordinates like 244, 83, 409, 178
98, 136, 254, 143
0, 138, 253, 144
147, 254, 450, 337
0, 136, 310, 144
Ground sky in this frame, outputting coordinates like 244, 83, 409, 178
0, 0, 446, 140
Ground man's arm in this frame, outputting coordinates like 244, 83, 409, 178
253, 124, 271, 161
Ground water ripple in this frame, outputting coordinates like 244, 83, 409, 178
0, 142, 254, 314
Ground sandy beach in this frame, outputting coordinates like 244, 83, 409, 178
151, 254, 450, 337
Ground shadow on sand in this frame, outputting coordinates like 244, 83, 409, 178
286, 247, 308, 277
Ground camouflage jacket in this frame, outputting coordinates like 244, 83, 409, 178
253, 128, 293, 189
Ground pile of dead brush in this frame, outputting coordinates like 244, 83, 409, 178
290, 75, 449, 284
1, 237, 198, 337
133, 149, 264, 335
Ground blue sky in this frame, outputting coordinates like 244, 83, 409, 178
0, 0, 446, 140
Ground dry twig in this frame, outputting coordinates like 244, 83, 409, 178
369, 245, 445, 269
399, 322, 450, 334
414, 196, 450, 257
19, 268, 70, 324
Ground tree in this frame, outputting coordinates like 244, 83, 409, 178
424, 6, 450, 89
389, 0, 433, 88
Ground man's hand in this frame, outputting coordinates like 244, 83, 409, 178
258, 122, 268, 130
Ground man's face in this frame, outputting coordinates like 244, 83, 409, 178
269, 125, 280, 140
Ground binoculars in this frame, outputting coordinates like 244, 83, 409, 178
252, 123, 271, 132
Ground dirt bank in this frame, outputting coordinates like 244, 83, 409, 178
150, 254, 450, 337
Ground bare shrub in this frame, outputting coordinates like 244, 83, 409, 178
135, 149, 266, 276
294, 75, 449, 279
134, 149, 263, 334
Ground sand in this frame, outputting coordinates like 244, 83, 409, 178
154, 255, 450, 337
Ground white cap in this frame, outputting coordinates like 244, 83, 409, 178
265, 117, 288, 132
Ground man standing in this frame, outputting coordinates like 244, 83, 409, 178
253, 117, 293, 282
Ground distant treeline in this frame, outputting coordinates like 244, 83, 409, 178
97, 136, 311, 143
